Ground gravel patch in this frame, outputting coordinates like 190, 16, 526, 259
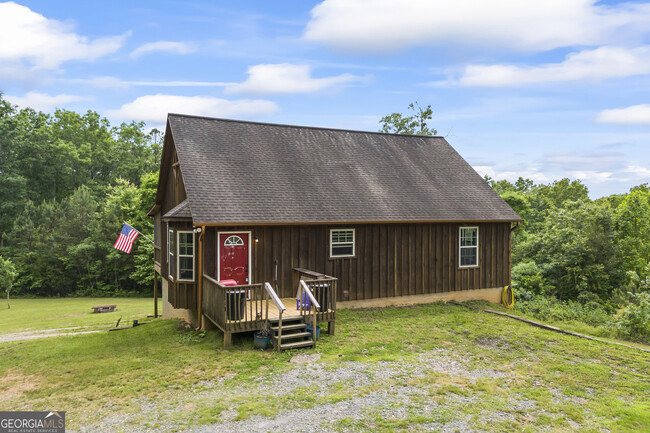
78, 347, 542, 433
0, 329, 103, 343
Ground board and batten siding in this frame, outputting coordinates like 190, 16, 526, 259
203, 222, 511, 301
159, 144, 194, 309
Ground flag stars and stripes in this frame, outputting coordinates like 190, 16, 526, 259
114, 223, 139, 254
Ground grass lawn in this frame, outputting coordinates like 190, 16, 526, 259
0, 299, 648, 432
0, 297, 161, 335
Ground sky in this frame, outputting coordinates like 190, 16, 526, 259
1, 0, 650, 198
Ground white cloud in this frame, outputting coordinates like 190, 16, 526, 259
0, 1, 126, 69
129, 41, 196, 59
107, 94, 279, 123
456, 46, 650, 86
473, 165, 551, 184
65, 76, 235, 88
596, 104, 650, 125
570, 171, 613, 183
304, 0, 650, 52
226, 63, 363, 95
623, 165, 650, 178
5, 91, 88, 111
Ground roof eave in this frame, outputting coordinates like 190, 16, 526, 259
191, 218, 523, 227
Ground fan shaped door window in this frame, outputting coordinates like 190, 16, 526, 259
218, 232, 250, 285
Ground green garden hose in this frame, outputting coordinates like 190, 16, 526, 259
502, 285, 514, 309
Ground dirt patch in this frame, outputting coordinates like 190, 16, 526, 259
0, 372, 41, 402
475, 337, 511, 350
290, 353, 321, 364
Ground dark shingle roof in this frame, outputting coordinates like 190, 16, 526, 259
163, 199, 192, 219
167, 114, 521, 224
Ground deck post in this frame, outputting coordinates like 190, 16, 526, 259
276, 310, 283, 352
153, 271, 158, 318
328, 321, 335, 335
224, 331, 232, 348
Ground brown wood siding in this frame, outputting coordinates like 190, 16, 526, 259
203, 222, 511, 301
158, 142, 195, 310
163, 220, 197, 310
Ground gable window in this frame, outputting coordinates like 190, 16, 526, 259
330, 229, 355, 258
459, 226, 479, 267
177, 231, 194, 281
168, 228, 175, 280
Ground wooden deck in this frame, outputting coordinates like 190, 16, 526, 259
202, 274, 337, 348
267, 297, 303, 320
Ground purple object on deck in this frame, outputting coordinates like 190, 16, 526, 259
296, 293, 310, 310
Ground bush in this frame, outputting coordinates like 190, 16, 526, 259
516, 294, 610, 327
607, 292, 650, 343
512, 261, 551, 299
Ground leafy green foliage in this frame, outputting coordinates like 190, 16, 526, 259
379, 102, 437, 136
0, 255, 17, 307
486, 176, 650, 342
516, 295, 611, 327
607, 292, 650, 342
0, 94, 161, 296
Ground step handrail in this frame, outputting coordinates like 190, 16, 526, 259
264, 282, 286, 312
299, 280, 321, 311
264, 282, 286, 351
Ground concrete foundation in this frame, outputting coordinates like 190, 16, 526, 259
162, 278, 200, 326
338, 286, 503, 309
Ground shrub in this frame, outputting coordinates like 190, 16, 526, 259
516, 294, 610, 327
512, 261, 551, 299
607, 292, 650, 343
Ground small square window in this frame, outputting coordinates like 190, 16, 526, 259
330, 229, 355, 258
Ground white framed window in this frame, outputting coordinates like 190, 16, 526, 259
177, 231, 195, 282
168, 227, 175, 280
459, 226, 479, 267
330, 228, 355, 258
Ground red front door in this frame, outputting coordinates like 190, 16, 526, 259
219, 232, 250, 285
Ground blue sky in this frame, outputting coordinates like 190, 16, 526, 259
2, 0, 650, 198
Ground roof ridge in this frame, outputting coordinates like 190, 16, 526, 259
167, 113, 446, 139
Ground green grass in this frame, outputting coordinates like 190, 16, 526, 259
0, 298, 161, 335
1, 299, 648, 432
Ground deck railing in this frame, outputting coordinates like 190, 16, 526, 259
202, 275, 267, 333
298, 277, 337, 325
297, 280, 320, 345
265, 282, 286, 351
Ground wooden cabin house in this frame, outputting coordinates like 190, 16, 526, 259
148, 114, 521, 349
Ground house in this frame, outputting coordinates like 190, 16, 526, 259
148, 113, 521, 349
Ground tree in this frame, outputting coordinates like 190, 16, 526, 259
0, 256, 17, 308
615, 189, 650, 288
379, 102, 437, 136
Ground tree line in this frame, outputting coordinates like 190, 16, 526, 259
0, 94, 160, 296
1, 98, 648, 340
486, 177, 650, 342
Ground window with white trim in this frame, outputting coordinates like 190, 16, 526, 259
459, 226, 478, 267
168, 228, 175, 280
330, 229, 355, 258
177, 231, 194, 281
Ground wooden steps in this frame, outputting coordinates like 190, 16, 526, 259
270, 323, 306, 332
269, 316, 315, 351
279, 340, 315, 350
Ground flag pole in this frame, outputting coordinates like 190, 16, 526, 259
123, 221, 155, 245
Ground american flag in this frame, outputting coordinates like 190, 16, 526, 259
114, 223, 139, 254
